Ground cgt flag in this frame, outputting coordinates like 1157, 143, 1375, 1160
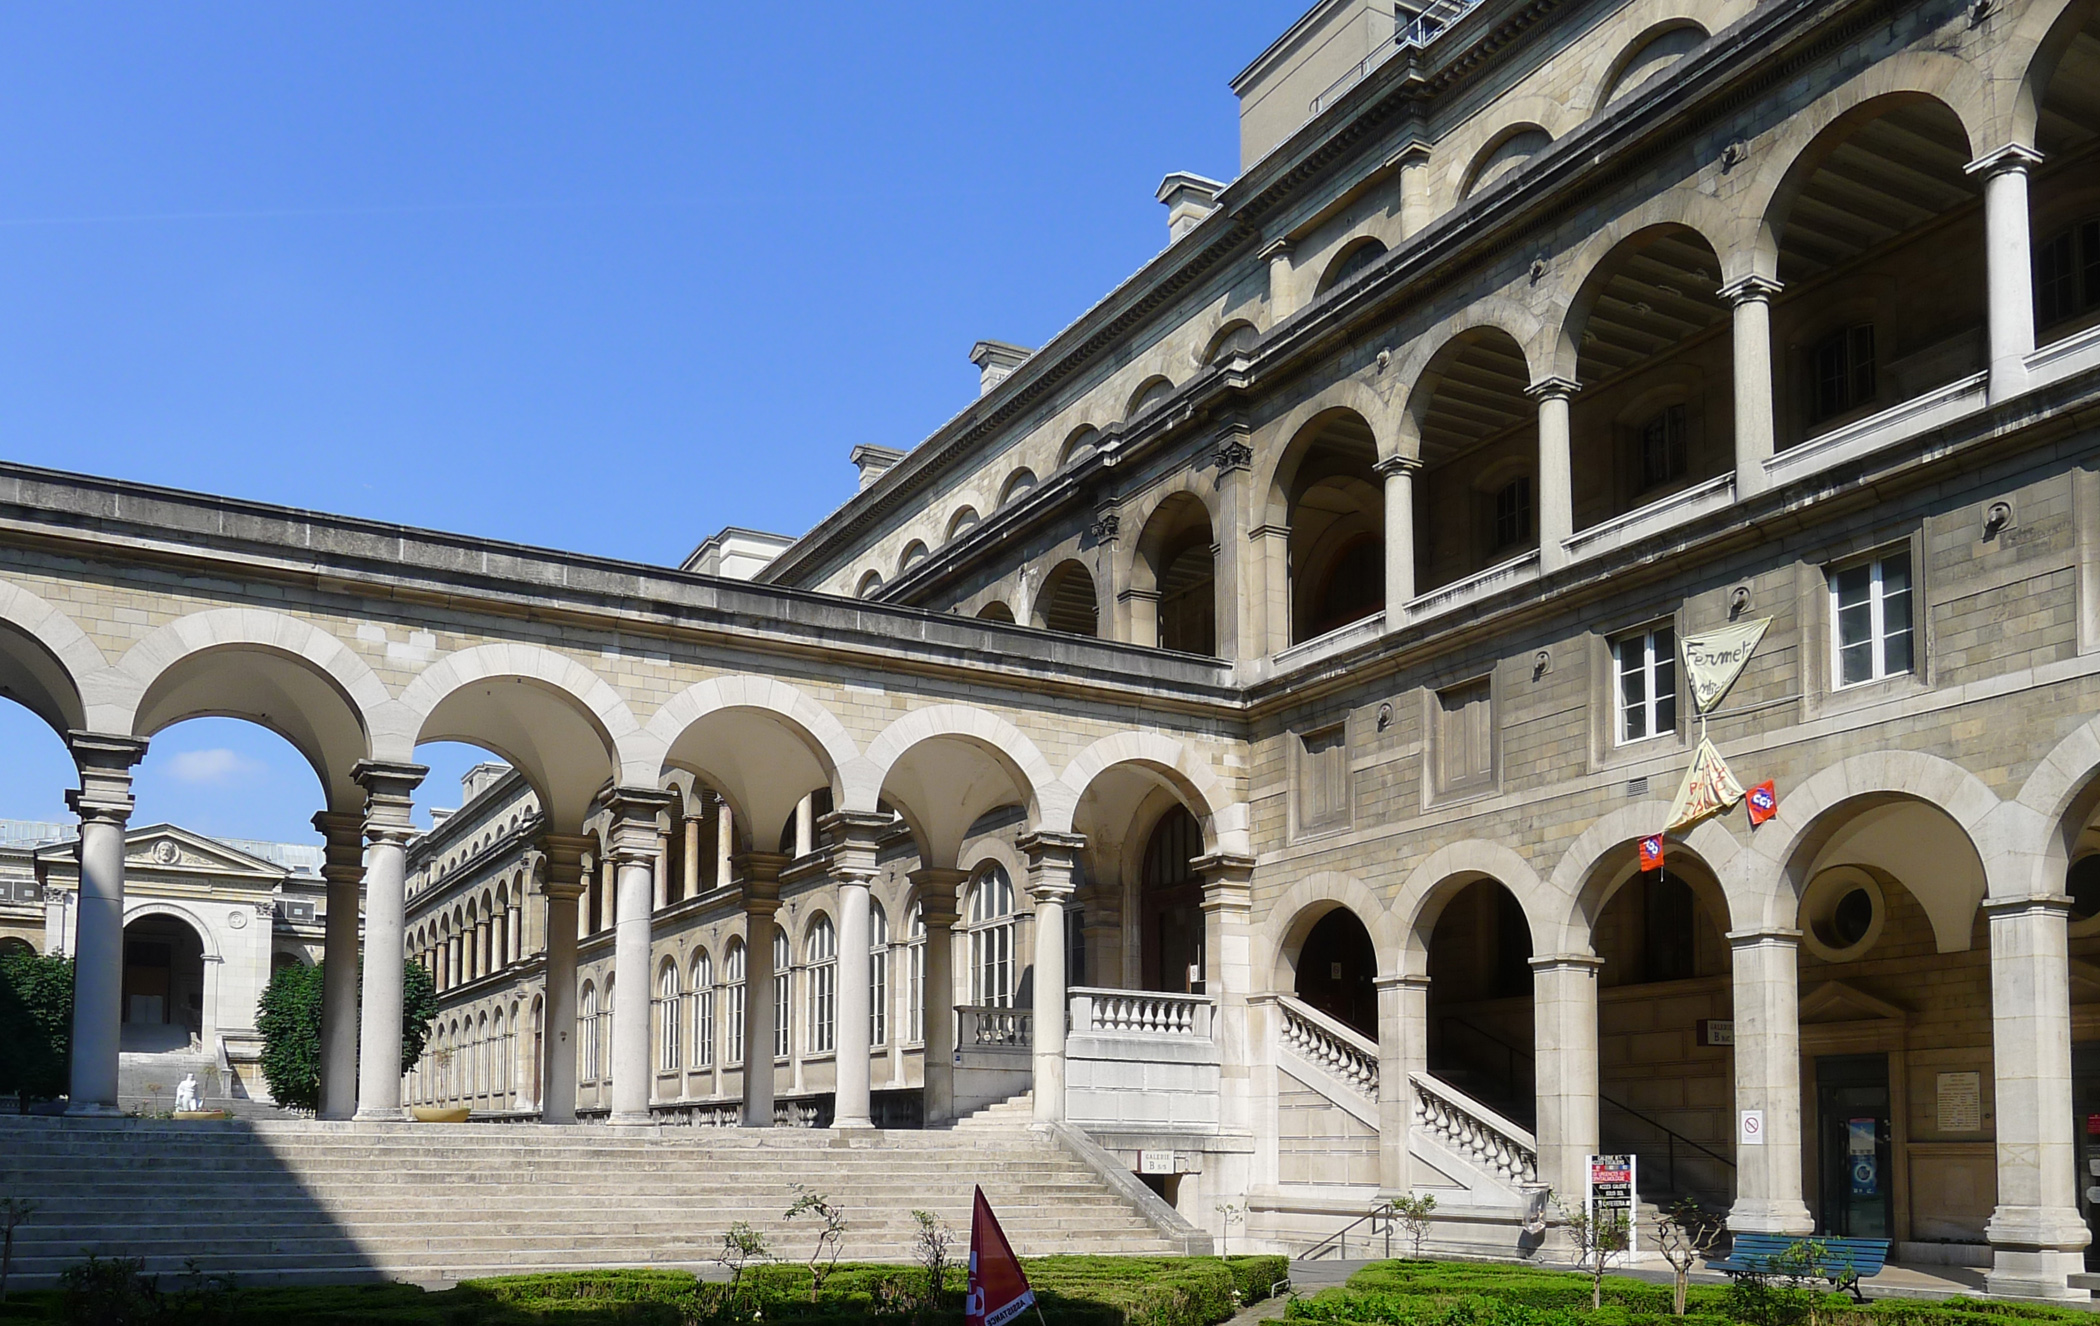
1638, 834, 1665, 872
1747, 780, 1779, 827
967, 1186, 1038, 1326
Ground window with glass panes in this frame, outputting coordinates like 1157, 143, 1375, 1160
772, 928, 792, 1060
691, 951, 714, 1067
906, 902, 926, 1043
1639, 405, 1687, 490
869, 903, 889, 1047
1811, 325, 1876, 423
724, 941, 746, 1064
2037, 219, 2100, 328
1615, 624, 1678, 744
1830, 550, 1914, 687
968, 866, 1016, 1007
1494, 477, 1533, 549
806, 916, 836, 1054
657, 963, 682, 1072
579, 984, 600, 1080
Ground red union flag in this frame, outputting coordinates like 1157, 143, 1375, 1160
1638, 834, 1665, 872
966, 1186, 1037, 1326
1747, 780, 1779, 827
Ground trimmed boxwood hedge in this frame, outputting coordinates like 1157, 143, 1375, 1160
0, 1255, 1288, 1326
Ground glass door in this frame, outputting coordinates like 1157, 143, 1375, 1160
1815, 1052, 1893, 1237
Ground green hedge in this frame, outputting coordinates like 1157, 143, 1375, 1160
1283, 1260, 2100, 1326
0, 1255, 1287, 1326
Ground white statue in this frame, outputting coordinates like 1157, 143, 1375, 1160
174, 1073, 201, 1113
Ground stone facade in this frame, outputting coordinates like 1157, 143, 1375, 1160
5, 0, 2100, 1298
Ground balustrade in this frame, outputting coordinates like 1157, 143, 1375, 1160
1410, 1072, 1538, 1185
957, 1004, 1032, 1048
1068, 987, 1213, 1038
1275, 995, 1378, 1100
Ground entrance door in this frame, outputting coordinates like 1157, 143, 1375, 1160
123, 939, 171, 1024
1815, 1053, 1894, 1237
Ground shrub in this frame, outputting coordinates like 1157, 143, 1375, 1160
0, 949, 71, 1108
256, 960, 439, 1113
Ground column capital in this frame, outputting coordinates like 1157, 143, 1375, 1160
604, 786, 676, 862
905, 866, 967, 924
353, 759, 427, 832
1528, 952, 1605, 973
66, 731, 148, 824
1719, 274, 1784, 305
819, 807, 894, 878
1982, 892, 2075, 917
1020, 831, 1085, 904
1525, 375, 1580, 404
1373, 454, 1423, 479
1726, 925, 1802, 949
538, 832, 593, 890
1966, 143, 2045, 179
1374, 973, 1434, 992
1258, 238, 1292, 263
736, 851, 790, 912
310, 810, 366, 886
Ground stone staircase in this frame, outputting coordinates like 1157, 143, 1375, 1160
0, 1115, 1187, 1289
951, 1091, 1034, 1130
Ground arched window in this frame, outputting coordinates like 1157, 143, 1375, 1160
1034, 560, 1099, 637
946, 507, 981, 542
869, 902, 890, 1047
1142, 805, 1203, 993
967, 865, 1017, 1008
691, 949, 715, 1068
1128, 376, 1175, 418
1317, 238, 1387, 295
475, 1011, 489, 1098
806, 916, 837, 1054
578, 982, 599, 1082
977, 601, 1016, 624
907, 901, 927, 1044
1203, 321, 1260, 365
773, 927, 793, 1061
855, 570, 884, 599
724, 940, 746, 1065
899, 541, 930, 575
998, 469, 1038, 507
658, 961, 683, 1073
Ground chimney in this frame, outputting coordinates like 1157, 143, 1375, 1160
969, 340, 1032, 396
1157, 172, 1226, 243
850, 444, 907, 492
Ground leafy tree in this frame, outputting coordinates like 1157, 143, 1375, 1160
257, 959, 440, 1113
0, 948, 72, 1108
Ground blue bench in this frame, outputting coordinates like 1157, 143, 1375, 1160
1706, 1233, 1890, 1302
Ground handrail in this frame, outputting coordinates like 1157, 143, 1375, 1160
1299, 1201, 1396, 1262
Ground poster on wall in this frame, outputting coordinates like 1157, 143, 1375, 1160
1937, 1071, 1982, 1131
1848, 1118, 1879, 1196
1586, 1153, 1638, 1255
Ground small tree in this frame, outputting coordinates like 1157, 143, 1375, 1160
1, 1196, 36, 1302
716, 1220, 771, 1309
785, 1185, 848, 1300
1392, 1191, 1438, 1258
1655, 1200, 1725, 1316
910, 1209, 953, 1311
1552, 1190, 1631, 1310
0, 949, 73, 1108
257, 959, 440, 1112
1212, 1201, 1246, 1255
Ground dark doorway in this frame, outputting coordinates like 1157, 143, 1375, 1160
1815, 1053, 1893, 1237
1295, 909, 1377, 1039
2073, 1042, 2100, 1267
121, 915, 206, 1051
1140, 806, 1202, 993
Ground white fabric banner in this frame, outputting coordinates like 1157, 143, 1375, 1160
1681, 617, 1771, 715
1666, 737, 1746, 832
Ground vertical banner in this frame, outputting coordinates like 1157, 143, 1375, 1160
1586, 1153, 1637, 1255
966, 1185, 1037, 1326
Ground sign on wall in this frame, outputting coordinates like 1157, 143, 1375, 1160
1586, 1153, 1637, 1254
1937, 1071, 1982, 1131
1739, 1109, 1765, 1145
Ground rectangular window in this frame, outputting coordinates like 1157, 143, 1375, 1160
2084, 220, 2100, 312
694, 987, 714, 1067
1494, 478, 1532, 549
870, 945, 887, 1048
1811, 325, 1876, 423
907, 936, 925, 1044
1638, 405, 1687, 491
1065, 906, 1086, 990
808, 959, 835, 1055
1296, 725, 1350, 833
726, 981, 745, 1065
1435, 679, 1494, 795
774, 969, 792, 1060
1831, 549, 1914, 687
2039, 227, 2078, 327
1614, 624, 1678, 745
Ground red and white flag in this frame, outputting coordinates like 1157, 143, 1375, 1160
1638, 834, 1665, 872
966, 1186, 1037, 1326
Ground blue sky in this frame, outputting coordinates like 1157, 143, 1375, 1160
0, 2, 1286, 838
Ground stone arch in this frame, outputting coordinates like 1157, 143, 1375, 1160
1032, 559, 1099, 637
2009, 0, 2098, 150
643, 674, 859, 857
997, 469, 1038, 508
1739, 70, 1991, 278
402, 642, 640, 832
1394, 839, 1564, 967
112, 608, 394, 813
1059, 424, 1104, 469
855, 570, 884, 599
1257, 871, 1403, 989
898, 540, 930, 575
122, 899, 221, 960
0, 577, 103, 735
1200, 319, 1261, 366
945, 507, 981, 542
1053, 731, 1243, 855
2003, 712, 2100, 901
1545, 801, 1746, 948
1726, 750, 2001, 937
855, 704, 1058, 867
1127, 375, 1176, 419
1457, 123, 1555, 201
1254, 376, 1397, 513
1548, 209, 1737, 379
1584, 18, 1710, 117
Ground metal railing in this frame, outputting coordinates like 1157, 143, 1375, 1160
1307, 0, 1485, 115
1299, 1201, 1398, 1261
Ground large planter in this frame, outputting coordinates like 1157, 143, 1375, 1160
411, 1106, 472, 1123
172, 1109, 230, 1121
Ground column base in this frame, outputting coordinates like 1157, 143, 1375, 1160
353, 1108, 407, 1123
832, 1115, 873, 1130
608, 1111, 654, 1127
1986, 1249, 2090, 1300
1725, 1199, 1814, 1234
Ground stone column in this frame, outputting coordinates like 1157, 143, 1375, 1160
537, 835, 589, 1124
910, 867, 967, 1126
1395, 141, 1433, 237
1529, 378, 1577, 573
312, 810, 366, 1121
1376, 455, 1420, 625
1196, 851, 1257, 1144
1376, 973, 1431, 1196
352, 760, 426, 1121
509, 900, 523, 963
653, 831, 670, 911
1253, 524, 1291, 654
1968, 145, 2044, 404
1210, 420, 1255, 662
1530, 954, 1602, 1202
608, 788, 673, 1126
1727, 928, 1813, 1233
1120, 588, 1160, 650
825, 811, 888, 1130
1984, 894, 2090, 1297
682, 812, 702, 899
64, 733, 147, 1116
1261, 240, 1294, 320
1022, 832, 1085, 1123
716, 802, 734, 890
1721, 276, 1782, 497
739, 852, 788, 1127
1091, 505, 1128, 643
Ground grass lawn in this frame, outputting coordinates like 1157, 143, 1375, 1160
1283, 1260, 2100, 1326
0, 1253, 1289, 1325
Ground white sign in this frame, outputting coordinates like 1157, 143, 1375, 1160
1937, 1071, 1982, 1131
1138, 1150, 1175, 1175
1740, 1109, 1765, 1145
1681, 618, 1772, 714
1586, 1154, 1637, 1256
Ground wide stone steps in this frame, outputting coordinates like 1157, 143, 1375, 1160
0, 1116, 1181, 1286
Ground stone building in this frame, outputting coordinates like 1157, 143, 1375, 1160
0, 820, 328, 1104
6, 0, 2100, 1299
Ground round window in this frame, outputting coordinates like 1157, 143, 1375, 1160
1799, 867, 1885, 962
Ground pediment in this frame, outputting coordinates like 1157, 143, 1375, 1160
119, 825, 284, 879
1799, 979, 1907, 1025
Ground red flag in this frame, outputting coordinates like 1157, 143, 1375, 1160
1638, 834, 1665, 872
1747, 780, 1778, 827
966, 1186, 1036, 1326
